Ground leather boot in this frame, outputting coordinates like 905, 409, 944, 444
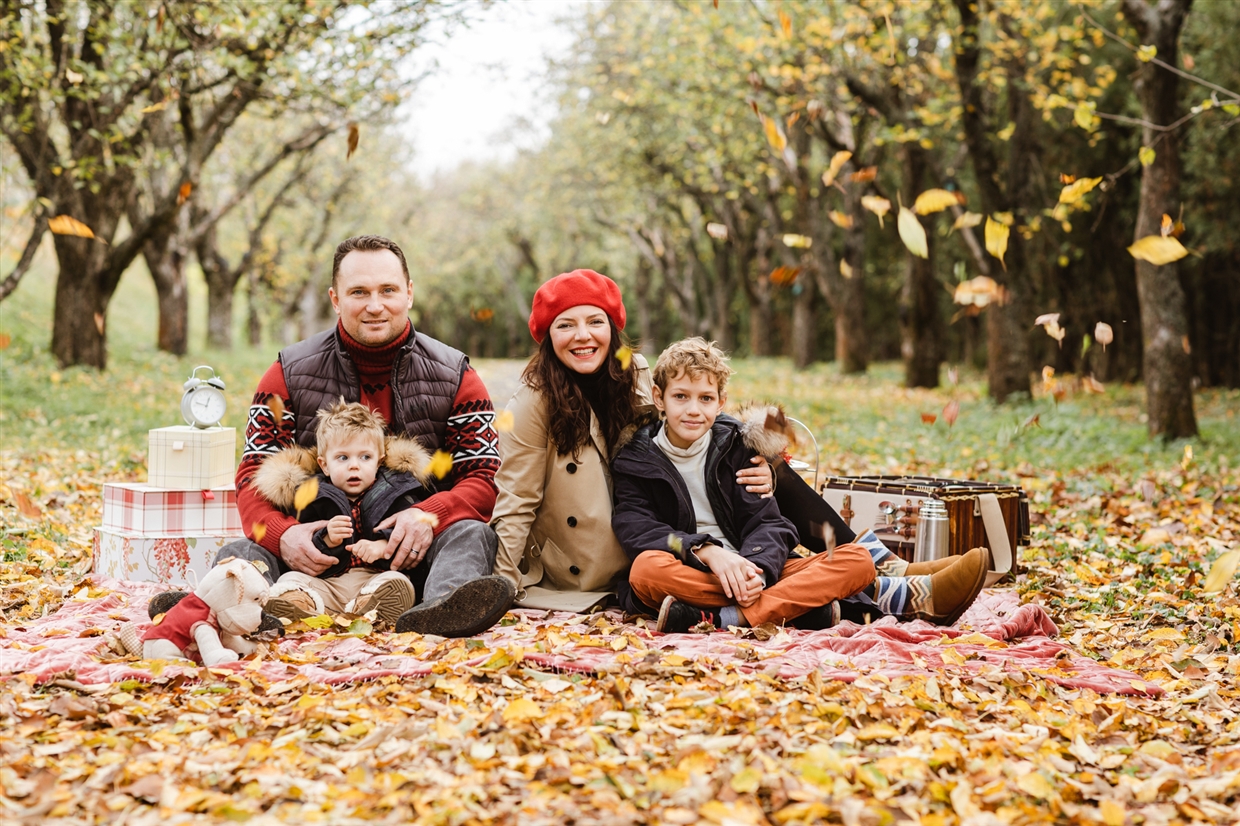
905, 556, 958, 576
905, 547, 990, 626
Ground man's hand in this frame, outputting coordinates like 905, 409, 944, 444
378, 508, 436, 571
279, 520, 335, 575
349, 538, 390, 565
737, 456, 774, 498
698, 545, 763, 603
324, 514, 353, 548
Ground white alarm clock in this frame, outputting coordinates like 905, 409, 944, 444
181, 365, 227, 429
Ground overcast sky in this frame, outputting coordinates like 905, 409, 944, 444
403, 1, 585, 180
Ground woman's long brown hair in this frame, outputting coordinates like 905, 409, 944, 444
522, 319, 640, 456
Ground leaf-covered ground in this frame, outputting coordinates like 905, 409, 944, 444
1, 354, 1238, 824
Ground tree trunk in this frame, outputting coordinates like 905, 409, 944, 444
710, 243, 735, 351
900, 146, 942, 388
50, 235, 112, 370
835, 188, 868, 374
790, 280, 816, 370
1124, 0, 1197, 439
632, 255, 659, 356
749, 291, 773, 357
144, 215, 190, 356
197, 223, 237, 350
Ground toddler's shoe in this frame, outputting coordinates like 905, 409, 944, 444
265, 585, 323, 622
346, 572, 416, 627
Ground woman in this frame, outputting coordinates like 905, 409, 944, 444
490, 269, 771, 612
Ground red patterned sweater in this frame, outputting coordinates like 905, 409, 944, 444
235, 321, 500, 558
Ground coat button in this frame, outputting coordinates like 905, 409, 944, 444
567, 516, 577, 527
569, 565, 581, 575
566, 463, 577, 474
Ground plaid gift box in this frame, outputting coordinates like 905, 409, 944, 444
93, 528, 242, 587
102, 483, 243, 536
147, 426, 236, 489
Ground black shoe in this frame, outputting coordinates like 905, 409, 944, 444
792, 600, 841, 631
655, 596, 723, 634
837, 599, 879, 625
394, 576, 515, 637
148, 590, 188, 619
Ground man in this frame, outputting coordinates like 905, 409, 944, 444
202, 235, 513, 637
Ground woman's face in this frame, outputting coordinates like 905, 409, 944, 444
549, 305, 612, 375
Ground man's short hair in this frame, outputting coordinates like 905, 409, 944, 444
652, 337, 734, 394
331, 235, 411, 289
315, 400, 387, 456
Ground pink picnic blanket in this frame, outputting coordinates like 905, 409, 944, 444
0, 578, 1160, 695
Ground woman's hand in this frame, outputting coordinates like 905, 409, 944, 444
736, 456, 774, 498
324, 514, 353, 548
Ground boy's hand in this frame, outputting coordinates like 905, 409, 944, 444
324, 514, 353, 548
737, 456, 774, 498
698, 545, 762, 602
735, 569, 765, 608
348, 539, 390, 564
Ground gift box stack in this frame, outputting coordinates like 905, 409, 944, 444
93, 426, 244, 587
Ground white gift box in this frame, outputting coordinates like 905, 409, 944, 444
102, 482, 242, 536
147, 426, 236, 489
93, 528, 245, 587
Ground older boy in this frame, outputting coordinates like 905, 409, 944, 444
612, 338, 989, 632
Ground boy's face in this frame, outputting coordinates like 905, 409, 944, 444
318, 434, 383, 497
653, 371, 726, 450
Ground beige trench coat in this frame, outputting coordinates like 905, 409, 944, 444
492, 356, 653, 610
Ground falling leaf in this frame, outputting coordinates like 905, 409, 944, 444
65, 69, 84, 84
785, 111, 800, 129
93, 313, 105, 335
839, 260, 853, 279
252, 522, 267, 544
427, 450, 453, 479
1128, 235, 1188, 265
502, 697, 543, 723
14, 490, 42, 520
763, 116, 787, 153
1058, 177, 1102, 206
48, 215, 99, 240
177, 181, 192, 205
1182, 335, 1192, 354
293, 477, 319, 515
861, 195, 891, 227
1033, 313, 1060, 328
706, 222, 728, 240
849, 166, 877, 183
913, 188, 959, 215
942, 400, 959, 428
346, 122, 360, 160
412, 511, 440, 528
470, 308, 495, 322
141, 100, 170, 114
768, 266, 801, 285
1182, 444, 1193, 471
1074, 102, 1096, 131
266, 394, 286, 422
0, 333, 10, 349
667, 534, 684, 558
1201, 550, 1239, 594
950, 212, 983, 233
1095, 322, 1113, 350
953, 276, 1003, 308
778, 9, 792, 38
821, 151, 851, 187
897, 207, 928, 259
1060, 173, 1077, 184
985, 217, 1009, 270
1160, 213, 1174, 237
920, 413, 937, 425
615, 345, 633, 370
782, 233, 813, 249
1022, 412, 1041, 429
1137, 44, 1157, 63
494, 409, 515, 433
947, 367, 958, 386
827, 210, 853, 228
1139, 146, 1156, 167
1082, 375, 1105, 393
1034, 313, 1066, 346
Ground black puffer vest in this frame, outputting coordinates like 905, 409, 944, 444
279, 325, 467, 451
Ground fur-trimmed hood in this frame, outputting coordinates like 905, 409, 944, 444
733, 402, 794, 460
251, 436, 433, 510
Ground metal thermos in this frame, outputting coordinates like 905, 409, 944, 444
913, 499, 950, 564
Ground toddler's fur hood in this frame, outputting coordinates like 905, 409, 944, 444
252, 437, 433, 509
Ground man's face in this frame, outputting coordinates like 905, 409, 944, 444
330, 250, 413, 347
653, 371, 725, 450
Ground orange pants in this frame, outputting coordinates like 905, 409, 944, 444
628, 543, 876, 626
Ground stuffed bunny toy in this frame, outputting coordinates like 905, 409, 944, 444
140, 558, 270, 666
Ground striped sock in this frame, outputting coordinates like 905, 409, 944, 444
857, 529, 909, 577
869, 575, 931, 617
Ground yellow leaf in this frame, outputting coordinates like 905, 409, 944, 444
302, 614, 333, 629
610, 636, 628, 651
1139, 146, 1156, 167
861, 195, 891, 228
141, 100, 169, 113
1100, 799, 1126, 826
1074, 102, 1096, 131
730, 766, 762, 794
251, 522, 267, 544
1137, 44, 1157, 63
1017, 770, 1056, 800
1138, 740, 1177, 760
913, 188, 958, 215
1058, 177, 1103, 205
1128, 235, 1188, 266
897, 207, 928, 259
985, 216, 1009, 269
1142, 628, 1185, 642
763, 116, 787, 153
346, 122, 359, 160
615, 345, 633, 370
778, 9, 792, 38
821, 150, 851, 187
293, 477, 319, 514
839, 260, 853, 279
502, 697, 542, 723
427, 450, 454, 479
48, 214, 98, 240
782, 233, 813, 249
1202, 550, 1239, 594
827, 210, 853, 228
494, 409, 515, 433
950, 212, 983, 233
855, 723, 900, 741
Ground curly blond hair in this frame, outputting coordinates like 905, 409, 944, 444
314, 400, 386, 457
651, 337, 734, 394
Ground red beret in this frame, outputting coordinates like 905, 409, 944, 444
528, 269, 626, 343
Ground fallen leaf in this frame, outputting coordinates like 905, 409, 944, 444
502, 697, 542, 723
347, 122, 360, 160
913, 188, 960, 215
427, 450, 453, 479
897, 207, 928, 258
985, 216, 1009, 270
861, 195, 891, 227
1100, 799, 1126, 826
13, 491, 42, 520
1202, 550, 1239, 594
1128, 235, 1188, 266
821, 151, 852, 187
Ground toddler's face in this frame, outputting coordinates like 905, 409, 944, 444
318, 434, 383, 496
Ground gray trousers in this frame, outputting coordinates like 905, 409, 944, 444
214, 519, 498, 604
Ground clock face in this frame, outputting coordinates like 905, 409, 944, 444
183, 387, 226, 427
